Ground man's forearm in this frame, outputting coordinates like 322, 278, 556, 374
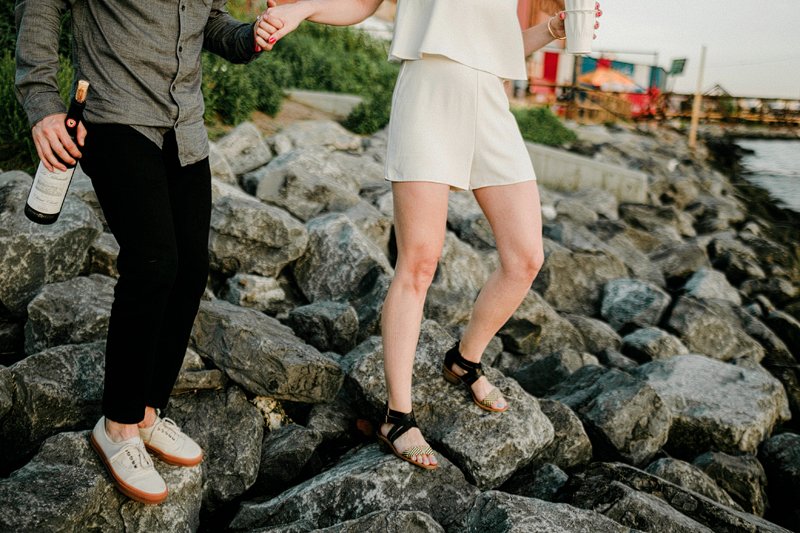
14, 0, 69, 126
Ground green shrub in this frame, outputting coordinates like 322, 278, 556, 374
246, 55, 290, 116
343, 90, 392, 135
0, 52, 73, 173
512, 106, 577, 146
202, 52, 258, 125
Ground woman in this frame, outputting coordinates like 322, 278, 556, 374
257, 0, 601, 470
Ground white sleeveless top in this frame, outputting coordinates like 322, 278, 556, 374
389, 0, 527, 81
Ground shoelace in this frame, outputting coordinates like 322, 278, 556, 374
154, 417, 182, 442
118, 441, 154, 470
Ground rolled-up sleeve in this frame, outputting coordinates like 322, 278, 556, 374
14, 0, 69, 127
203, 1, 259, 64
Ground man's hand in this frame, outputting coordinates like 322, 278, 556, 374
31, 113, 87, 172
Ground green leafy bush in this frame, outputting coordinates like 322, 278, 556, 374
246, 55, 290, 117
202, 52, 258, 125
0, 52, 73, 172
512, 106, 577, 146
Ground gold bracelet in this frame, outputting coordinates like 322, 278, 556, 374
547, 16, 567, 40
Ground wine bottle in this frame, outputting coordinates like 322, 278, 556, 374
24, 80, 90, 225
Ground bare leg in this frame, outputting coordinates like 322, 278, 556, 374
380, 181, 450, 466
105, 405, 159, 442
450, 181, 544, 408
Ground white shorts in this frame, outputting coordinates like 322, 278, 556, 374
385, 54, 537, 191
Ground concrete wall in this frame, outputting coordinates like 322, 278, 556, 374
526, 142, 648, 203
286, 90, 363, 119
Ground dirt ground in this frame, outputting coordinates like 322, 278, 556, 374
207, 99, 338, 140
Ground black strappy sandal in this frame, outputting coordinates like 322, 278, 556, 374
376, 404, 438, 470
443, 343, 508, 413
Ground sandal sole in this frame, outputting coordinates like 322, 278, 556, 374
442, 364, 509, 413
376, 434, 439, 470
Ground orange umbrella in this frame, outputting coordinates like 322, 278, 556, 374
578, 67, 643, 93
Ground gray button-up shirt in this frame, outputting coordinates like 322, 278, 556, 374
15, 0, 259, 166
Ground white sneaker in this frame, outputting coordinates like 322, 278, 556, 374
139, 415, 203, 467
90, 417, 168, 504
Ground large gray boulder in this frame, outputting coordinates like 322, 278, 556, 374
634, 354, 791, 456
341, 321, 555, 489
549, 365, 672, 465
167, 385, 263, 510
251, 423, 324, 498
0, 172, 102, 316
286, 301, 359, 355
649, 241, 711, 285
766, 310, 800, 360
666, 296, 765, 362
191, 299, 343, 403
644, 457, 742, 511
564, 314, 623, 355
533, 239, 629, 315
512, 349, 590, 397
464, 491, 634, 533
0, 342, 104, 470
533, 399, 593, 471
294, 213, 393, 303
758, 432, 800, 531
683, 268, 742, 305
708, 235, 766, 285
248, 147, 362, 221
0, 431, 202, 533
343, 200, 392, 256
497, 290, 585, 367
214, 121, 273, 176
564, 461, 791, 533
222, 273, 287, 315
24, 274, 115, 355
499, 462, 569, 501
693, 451, 768, 516
0, 365, 12, 421
446, 193, 495, 250
83, 232, 119, 277
229, 444, 480, 532
601, 278, 672, 332
209, 194, 308, 276
621, 327, 689, 362
587, 220, 666, 286
425, 232, 492, 326
269, 120, 362, 155
256, 511, 446, 533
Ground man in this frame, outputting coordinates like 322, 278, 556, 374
15, 0, 279, 504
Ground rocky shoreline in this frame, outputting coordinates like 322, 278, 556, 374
1, 119, 799, 532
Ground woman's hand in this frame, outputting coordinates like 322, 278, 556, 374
549, 1, 603, 41
255, 2, 316, 51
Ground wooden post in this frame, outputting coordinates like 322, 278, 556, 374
688, 45, 707, 150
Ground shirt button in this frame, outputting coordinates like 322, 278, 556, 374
178, 45, 183, 52
181, 4, 185, 10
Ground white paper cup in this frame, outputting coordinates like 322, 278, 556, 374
565, 0, 595, 55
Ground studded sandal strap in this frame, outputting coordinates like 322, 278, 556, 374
401, 445, 435, 458
444, 344, 484, 386
384, 405, 419, 444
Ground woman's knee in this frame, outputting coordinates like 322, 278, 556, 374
504, 248, 544, 283
395, 251, 441, 293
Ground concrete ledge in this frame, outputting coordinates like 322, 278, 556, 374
287, 90, 363, 119
526, 142, 648, 203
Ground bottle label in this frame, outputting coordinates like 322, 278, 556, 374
26, 161, 75, 215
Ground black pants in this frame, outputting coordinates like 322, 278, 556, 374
81, 124, 211, 424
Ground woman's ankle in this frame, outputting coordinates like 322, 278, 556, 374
104, 417, 140, 442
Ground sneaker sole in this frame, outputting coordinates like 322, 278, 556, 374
144, 443, 204, 467
90, 434, 169, 505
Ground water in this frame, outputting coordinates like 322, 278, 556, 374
737, 139, 800, 213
